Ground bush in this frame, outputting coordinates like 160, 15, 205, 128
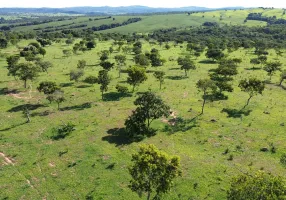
116, 84, 128, 94
52, 122, 75, 140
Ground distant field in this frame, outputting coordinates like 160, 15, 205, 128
4, 8, 286, 34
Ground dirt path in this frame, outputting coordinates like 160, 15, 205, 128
0, 152, 14, 166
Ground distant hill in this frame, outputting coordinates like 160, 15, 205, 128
0, 6, 244, 15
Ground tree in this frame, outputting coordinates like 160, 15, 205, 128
129, 144, 181, 200
116, 84, 129, 94
100, 61, 114, 71
86, 41, 96, 49
97, 70, 111, 100
153, 71, 165, 90
63, 49, 72, 57
250, 58, 261, 70
70, 69, 84, 82
134, 54, 150, 67
47, 90, 66, 110
258, 55, 267, 66
6, 55, 20, 79
239, 78, 265, 108
0, 38, 8, 48
65, 38, 74, 46
125, 92, 170, 138
227, 171, 286, 200
263, 61, 282, 80
115, 54, 126, 77
279, 70, 286, 86
127, 66, 148, 92
77, 59, 87, 69
38, 47, 46, 57
177, 56, 196, 76
196, 79, 217, 114
37, 81, 59, 95
36, 61, 53, 73
206, 48, 225, 61
16, 63, 41, 88
84, 76, 98, 85
99, 51, 109, 61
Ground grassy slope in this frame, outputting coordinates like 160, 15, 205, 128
9, 8, 286, 33
1, 39, 286, 199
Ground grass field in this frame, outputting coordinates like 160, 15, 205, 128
1, 37, 286, 199
6, 8, 286, 34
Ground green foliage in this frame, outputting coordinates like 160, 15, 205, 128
280, 154, 286, 167
116, 84, 129, 94
127, 66, 148, 92
100, 61, 114, 71
77, 59, 87, 69
36, 60, 53, 73
37, 81, 59, 95
239, 78, 265, 107
84, 76, 98, 85
153, 71, 165, 89
263, 61, 282, 80
134, 54, 150, 67
97, 70, 111, 100
38, 47, 46, 57
47, 90, 66, 110
129, 144, 181, 200
206, 48, 225, 61
62, 49, 72, 57
125, 91, 170, 138
6, 55, 20, 77
177, 56, 196, 76
52, 122, 75, 140
86, 41, 96, 49
227, 171, 286, 200
280, 70, 286, 86
196, 79, 217, 114
15, 62, 41, 88
70, 69, 84, 82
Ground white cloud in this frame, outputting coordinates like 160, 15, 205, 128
1, 0, 286, 8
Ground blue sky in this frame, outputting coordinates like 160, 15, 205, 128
1, 0, 286, 8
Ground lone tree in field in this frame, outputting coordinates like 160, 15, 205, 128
125, 92, 170, 138
205, 48, 225, 61
153, 71, 165, 90
37, 81, 59, 95
177, 56, 196, 76
47, 90, 66, 110
77, 59, 87, 69
279, 70, 286, 86
239, 78, 265, 108
196, 79, 217, 114
127, 66, 148, 92
263, 61, 282, 80
227, 171, 286, 200
97, 70, 111, 100
129, 144, 181, 200
70, 69, 84, 82
16, 62, 41, 88
250, 58, 261, 70
114, 54, 126, 77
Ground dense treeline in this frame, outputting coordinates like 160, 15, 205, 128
246, 13, 286, 24
91, 17, 142, 31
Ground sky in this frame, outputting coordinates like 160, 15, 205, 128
1, 0, 286, 8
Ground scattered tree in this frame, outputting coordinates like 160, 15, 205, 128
70, 69, 84, 82
153, 71, 165, 89
77, 60, 87, 69
196, 79, 217, 114
127, 66, 148, 92
97, 70, 111, 100
16, 62, 41, 88
263, 61, 282, 80
279, 70, 286, 86
115, 54, 126, 77
239, 78, 265, 108
177, 56, 196, 76
129, 144, 181, 200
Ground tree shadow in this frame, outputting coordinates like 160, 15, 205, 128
60, 102, 92, 111
199, 59, 216, 64
0, 88, 19, 95
102, 128, 133, 146
0, 121, 27, 132
221, 108, 252, 118
281, 85, 286, 90
60, 82, 74, 87
166, 76, 188, 80
163, 117, 198, 134
103, 92, 132, 101
77, 85, 91, 88
31, 110, 54, 117
245, 67, 261, 71
169, 67, 180, 70
7, 104, 46, 113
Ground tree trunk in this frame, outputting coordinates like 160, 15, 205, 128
26, 113, 31, 123
279, 79, 283, 86
159, 81, 162, 90
24, 79, 27, 88
101, 90, 104, 100
147, 191, 151, 200
201, 98, 206, 114
58, 103, 60, 111
185, 69, 187, 77
243, 95, 253, 109
132, 85, 135, 92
